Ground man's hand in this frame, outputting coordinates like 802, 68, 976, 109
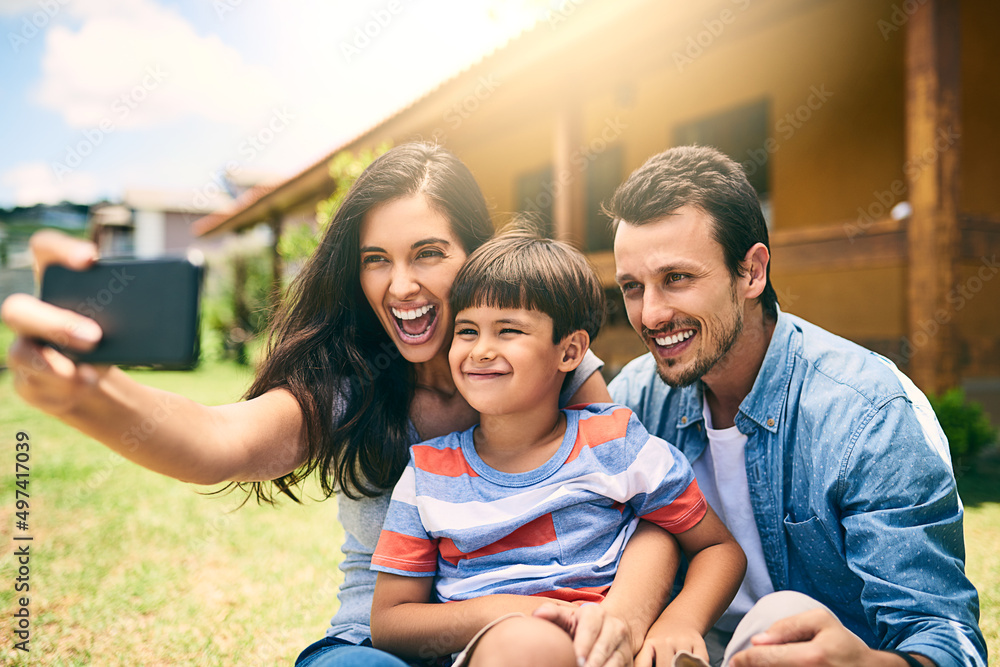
635, 624, 709, 667
533, 602, 633, 667
729, 608, 925, 667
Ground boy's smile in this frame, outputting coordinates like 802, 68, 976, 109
449, 306, 572, 417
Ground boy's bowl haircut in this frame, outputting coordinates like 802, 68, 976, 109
450, 221, 606, 342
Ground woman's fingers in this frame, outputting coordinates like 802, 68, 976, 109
3, 230, 104, 418
2, 293, 102, 351
7, 336, 102, 415
29, 229, 98, 281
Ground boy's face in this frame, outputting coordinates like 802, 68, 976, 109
449, 305, 570, 416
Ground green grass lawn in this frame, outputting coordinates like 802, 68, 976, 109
1, 361, 997, 665
0, 362, 344, 666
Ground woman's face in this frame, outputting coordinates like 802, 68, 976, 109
359, 194, 469, 364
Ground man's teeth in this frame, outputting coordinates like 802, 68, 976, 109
392, 305, 433, 320
654, 330, 694, 347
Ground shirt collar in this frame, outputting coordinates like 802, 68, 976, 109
673, 308, 798, 434
676, 380, 704, 430
735, 307, 797, 434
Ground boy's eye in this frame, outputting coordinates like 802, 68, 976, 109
499, 328, 524, 335
455, 328, 477, 336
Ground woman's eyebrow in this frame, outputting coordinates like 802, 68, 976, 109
360, 238, 452, 254
412, 237, 451, 249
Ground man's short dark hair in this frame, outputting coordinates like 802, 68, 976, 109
450, 221, 606, 343
604, 145, 778, 319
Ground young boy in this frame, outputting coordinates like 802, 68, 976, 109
370, 227, 746, 667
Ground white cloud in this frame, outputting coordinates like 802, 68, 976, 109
32, 0, 281, 130
2, 161, 100, 205
0, 0, 50, 16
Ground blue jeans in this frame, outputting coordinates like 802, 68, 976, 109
295, 637, 421, 667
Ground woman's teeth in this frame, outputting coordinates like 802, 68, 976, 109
392, 304, 433, 320
654, 330, 694, 347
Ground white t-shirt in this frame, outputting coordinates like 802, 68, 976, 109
691, 397, 774, 632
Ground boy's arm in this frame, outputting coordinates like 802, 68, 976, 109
370, 572, 578, 659
600, 520, 681, 654
640, 505, 746, 664
534, 520, 681, 667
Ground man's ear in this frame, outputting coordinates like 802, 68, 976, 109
741, 243, 770, 300
558, 330, 590, 373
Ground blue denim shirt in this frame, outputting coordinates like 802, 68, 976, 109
609, 311, 986, 667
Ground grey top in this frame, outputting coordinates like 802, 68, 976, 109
324, 350, 605, 643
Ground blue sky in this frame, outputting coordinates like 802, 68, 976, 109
0, 0, 540, 208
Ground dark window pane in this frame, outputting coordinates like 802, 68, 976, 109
674, 99, 770, 198
585, 146, 622, 252
516, 165, 555, 238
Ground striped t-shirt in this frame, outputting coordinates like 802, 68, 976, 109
371, 403, 707, 604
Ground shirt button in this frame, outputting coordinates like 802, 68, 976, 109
767, 418, 775, 427
681, 416, 688, 424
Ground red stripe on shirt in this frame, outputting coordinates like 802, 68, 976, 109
565, 407, 632, 464
532, 585, 610, 604
372, 530, 439, 573
439, 514, 558, 566
411, 444, 479, 477
641, 479, 708, 534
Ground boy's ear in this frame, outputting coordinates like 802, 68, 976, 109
558, 330, 590, 373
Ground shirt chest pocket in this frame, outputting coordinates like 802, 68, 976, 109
782, 514, 862, 605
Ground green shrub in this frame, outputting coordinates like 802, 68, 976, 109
929, 388, 998, 470
278, 142, 391, 267
201, 240, 273, 365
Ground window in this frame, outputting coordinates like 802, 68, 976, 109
585, 145, 622, 252
674, 99, 770, 216
103, 226, 134, 257
516, 165, 555, 238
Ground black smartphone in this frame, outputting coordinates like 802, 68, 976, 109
40, 257, 203, 370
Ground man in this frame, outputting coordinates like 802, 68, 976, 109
607, 145, 986, 667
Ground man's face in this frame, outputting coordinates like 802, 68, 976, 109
614, 206, 744, 387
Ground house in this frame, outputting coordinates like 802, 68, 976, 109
193, 0, 1000, 409
91, 188, 239, 259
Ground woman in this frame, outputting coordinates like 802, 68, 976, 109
2, 143, 675, 667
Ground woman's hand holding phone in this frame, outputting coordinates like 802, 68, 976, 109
1, 230, 106, 416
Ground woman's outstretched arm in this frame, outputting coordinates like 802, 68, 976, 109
2, 230, 309, 484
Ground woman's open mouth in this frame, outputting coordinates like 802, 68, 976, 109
390, 304, 438, 345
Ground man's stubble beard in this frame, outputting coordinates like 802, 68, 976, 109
654, 290, 744, 388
